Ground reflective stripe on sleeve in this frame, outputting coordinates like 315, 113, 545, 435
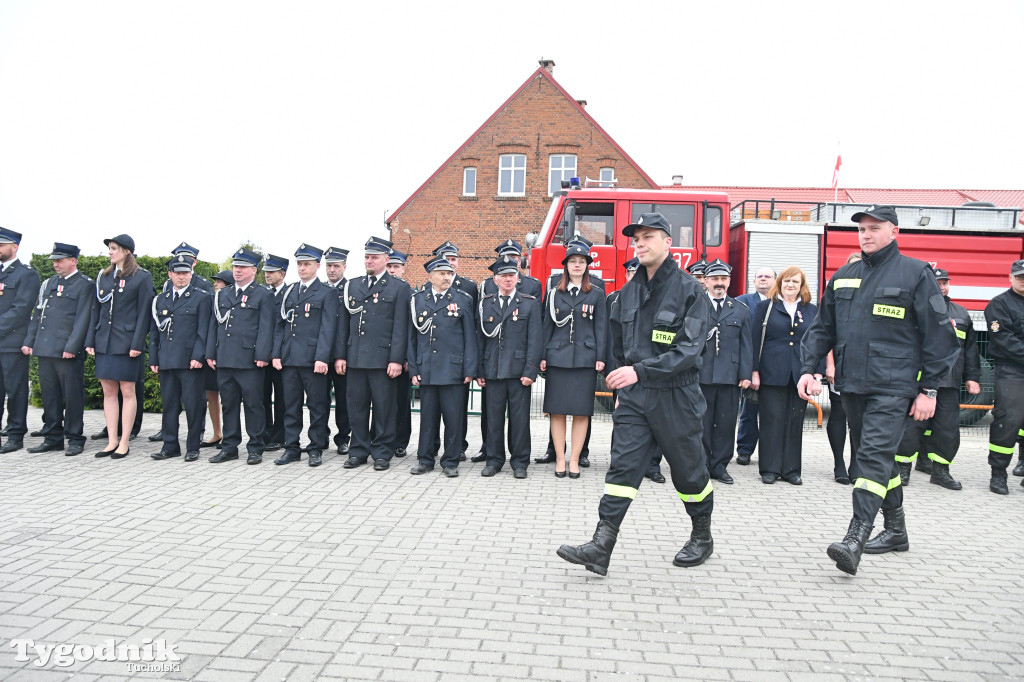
677, 480, 713, 503
854, 478, 887, 498
605, 483, 638, 499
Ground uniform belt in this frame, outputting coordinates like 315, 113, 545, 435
640, 368, 699, 389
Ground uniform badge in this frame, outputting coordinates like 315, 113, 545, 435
488, 316, 493, 322
56, 284, 64, 297
447, 303, 458, 317
990, 320, 1000, 332
241, 294, 248, 308
373, 293, 379, 303
162, 309, 168, 315
119, 279, 125, 292
512, 308, 519, 321
304, 303, 311, 318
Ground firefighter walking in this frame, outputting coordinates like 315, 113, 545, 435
984, 259, 1024, 495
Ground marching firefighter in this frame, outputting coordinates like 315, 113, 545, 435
798, 206, 958, 575
984, 259, 1024, 494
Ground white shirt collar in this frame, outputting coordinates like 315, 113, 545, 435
62, 269, 79, 280
431, 287, 449, 298
173, 285, 189, 295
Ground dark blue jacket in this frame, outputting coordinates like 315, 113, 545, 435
336, 273, 411, 369
0, 260, 40, 353
206, 281, 275, 368
88, 267, 154, 355
478, 291, 542, 380
24, 271, 93, 357
273, 279, 339, 366
753, 298, 821, 386
150, 286, 212, 369
542, 285, 607, 369
408, 287, 478, 384
699, 296, 752, 385
736, 292, 766, 323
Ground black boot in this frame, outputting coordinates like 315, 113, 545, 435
929, 463, 961, 490
556, 520, 618, 576
897, 462, 911, 486
673, 514, 714, 567
864, 507, 909, 554
914, 457, 932, 474
826, 517, 874, 576
990, 468, 1009, 495
1012, 458, 1024, 477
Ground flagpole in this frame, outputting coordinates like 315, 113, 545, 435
833, 142, 840, 204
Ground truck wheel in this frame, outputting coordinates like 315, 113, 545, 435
959, 358, 994, 426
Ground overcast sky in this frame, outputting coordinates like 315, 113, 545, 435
1, 0, 1021, 276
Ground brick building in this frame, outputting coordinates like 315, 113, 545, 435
386, 60, 657, 282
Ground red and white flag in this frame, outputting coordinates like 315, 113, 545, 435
831, 155, 842, 189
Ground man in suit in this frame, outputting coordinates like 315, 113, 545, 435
735, 267, 776, 466
272, 244, 338, 467
206, 248, 275, 464
22, 242, 92, 456
261, 254, 290, 452
335, 236, 412, 471
149, 255, 213, 462
408, 255, 478, 477
382, 249, 412, 458
0, 227, 40, 453
699, 260, 753, 484
323, 247, 351, 454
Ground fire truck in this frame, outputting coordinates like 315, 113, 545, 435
527, 181, 1024, 423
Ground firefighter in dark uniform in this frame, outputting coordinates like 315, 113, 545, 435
0, 227, 40, 453
22, 242, 92, 456
558, 213, 715, 575
893, 268, 980, 490
205, 248, 275, 464
149, 255, 212, 461
798, 206, 959, 575
478, 255, 542, 478
472, 239, 543, 463
335, 236, 412, 471
382, 249, 413, 458
260, 254, 289, 451
699, 259, 752, 484
323, 247, 351, 454
688, 258, 708, 290
983, 259, 1024, 494
408, 255, 478, 477
272, 244, 338, 468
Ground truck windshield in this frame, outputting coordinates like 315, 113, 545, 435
552, 201, 615, 245
631, 203, 695, 248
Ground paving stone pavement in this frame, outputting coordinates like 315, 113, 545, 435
0, 405, 1022, 681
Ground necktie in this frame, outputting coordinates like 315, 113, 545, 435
237, 287, 244, 298
715, 299, 722, 314
571, 287, 578, 299
300, 284, 307, 296
173, 291, 179, 302
501, 295, 509, 309
368, 275, 376, 288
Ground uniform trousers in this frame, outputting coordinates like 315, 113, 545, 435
599, 378, 713, 528
262, 366, 285, 445
826, 388, 859, 479
416, 383, 466, 469
281, 367, 328, 456
159, 368, 206, 453
896, 386, 960, 466
396, 370, 412, 451
483, 378, 532, 471
217, 367, 266, 455
735, 396, 759, 456
842, 393, 907, 523
700, 383, 740, 477
347, 367, 397, 463
37, 355, 85, 445
988, 372, 1024, 469
326, 368, 351, 448
0, 352, 29, 439
757, 383, 807, 479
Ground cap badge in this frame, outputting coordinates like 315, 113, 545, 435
990, 320, 1000, 332
637, 216, 644, 224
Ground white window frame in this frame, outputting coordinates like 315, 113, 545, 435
462, 167, 477, 196
599, 167, 615, 182
548, 154, 578, 196
498, 154, 526, 196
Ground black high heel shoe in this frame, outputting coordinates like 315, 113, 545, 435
568, 470, 581, 479
111, 447, 130, 460
555, 470, 567, 478
95, 447, 117, 458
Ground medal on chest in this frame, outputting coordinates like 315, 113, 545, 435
512, 308, 519, 321
447, 302, 458, 317
119, 279, 125, 293
304, 303, 311, 318
0, 283, 5, 296
241, 294, 248, 308
56, 284, 64, 297
373, 292, 379, 304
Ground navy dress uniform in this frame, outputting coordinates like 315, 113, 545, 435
383, 249, 413, 457
205, 248, 276, 464
336, 236, 412, 470
149, 255, 212, 460
0, 227, 41, 452
408, 256, 479, 476
477, 256, 542, 477
22, 243, 92, 455
272, 245, 338, 467
323, 246, 352, 453
558, 213, 715, 575
984, 259, 1024, 494
261, 253, 290, 451
799, 206, 959, 574
894, 268, 980, 489
699, 259, 753, 483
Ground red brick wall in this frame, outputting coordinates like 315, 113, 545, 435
388, 72, 657, 284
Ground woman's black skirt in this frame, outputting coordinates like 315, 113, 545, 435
94, 353, 142, 382
543, 367, 596, 417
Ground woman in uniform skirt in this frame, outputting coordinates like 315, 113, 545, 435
540, 243, 607, 478
85, 234, 154, 459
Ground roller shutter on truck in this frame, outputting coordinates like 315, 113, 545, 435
741, 222, 824, 303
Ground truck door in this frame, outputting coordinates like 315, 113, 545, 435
550, 201, 617, 286
627, 202, 697, 272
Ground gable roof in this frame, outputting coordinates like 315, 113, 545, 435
386, 67, 659, 225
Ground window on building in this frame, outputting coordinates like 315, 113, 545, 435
463, 167, 476, 196
498, 154, 526, 196
599, 167, 615, 183
548, 154, 577, 196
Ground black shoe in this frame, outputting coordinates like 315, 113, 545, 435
95, 448, 115, 458
534, 453, 556, 464
209, 451, 239, 463
263, 442, 283, 453
442, 466, 458, 478
30, 429, 45, 438
784, 475, 803, 485
458, 450, 467, 462
555, 470, 567, 478
373, 459, 390, 471
410, 464, 433, 475
110, 447, 130, 460
147, 432, 163, 442
151, 450, 181, 460
65, 443, 84, 457
481, 465, 499, 477
28, 441, 64, 454
1013, 459, 1024, 477
0, 440, 23, 454
864, 506, 910, 554
337, 442, 350, 455
915, 457, 932, 474
90, 429, 108, 441
897, 462, 911, 486
274, 452, 301, 465
514, 468, 527, 479
199, 439, 222, 449
342, 457, 363, 469
246, 453, 262, 465
929, 463, 961, 490
568, 470, 580, 479
761, 473, 778, 484
185, 451, 199, 462
308, 451, 322, 467
673, 515, 714, 567
716, 472, 734, 484
646, 472, 666, 484
835, 475, 851, 485
394, 447, 407, 458
470, 452, 488, 463
557, 520, 619, 576
579, 454, 590, 468
0, 427, 8, 437
990, 468, 1009, 495
827, 517, 874, 576
735, 454, 751, 465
